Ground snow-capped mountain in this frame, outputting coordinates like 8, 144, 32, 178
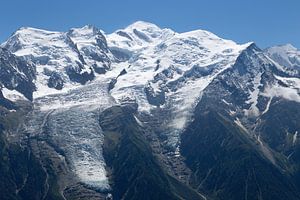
1, 25, 112, 97
0, 21, 300, 200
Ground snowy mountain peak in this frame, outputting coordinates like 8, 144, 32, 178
107, 21, 175, 51
267, 43, 299, 55
279, 43, 298, 51
68, 25, 104, 41
16, 26, 60, 35
180, 29, 222, 40
2, 27, 64, 53
125, 20, 162, 32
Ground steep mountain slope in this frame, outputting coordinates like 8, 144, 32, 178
181, 111, 300, 200
180, 43, 300, 199
0, 47, 35, 101
100, 105, 205, 200
0, 21, 300, 200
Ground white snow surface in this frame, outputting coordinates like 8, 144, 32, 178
293, 131, 298, 145
262, 97, 273, 115
245, 73, 262, 117
234, 118, 249, 134
1, 88, 27, 101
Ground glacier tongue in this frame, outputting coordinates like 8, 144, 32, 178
47, 108, 110, 190
25, 77, 115, 190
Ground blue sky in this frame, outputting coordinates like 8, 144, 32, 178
1, 0, 299, 48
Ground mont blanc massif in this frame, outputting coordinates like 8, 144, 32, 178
1, 21, 300, 200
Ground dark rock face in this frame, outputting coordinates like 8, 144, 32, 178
258, 100, 300, 151
47, 71, 64, 90
108, 78, 117, 92
0, 104, 52, 200
257, 100, 300, 189
116, 31, 133, 41
110, 48, 131, 62
92, 64, 108, 74
133, 29, 151, 42
66, 65, 95, 84
108, 69, 127, 92
144, 84, 165, 106
67, 25, 112, 75
0, 47, 36, 100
